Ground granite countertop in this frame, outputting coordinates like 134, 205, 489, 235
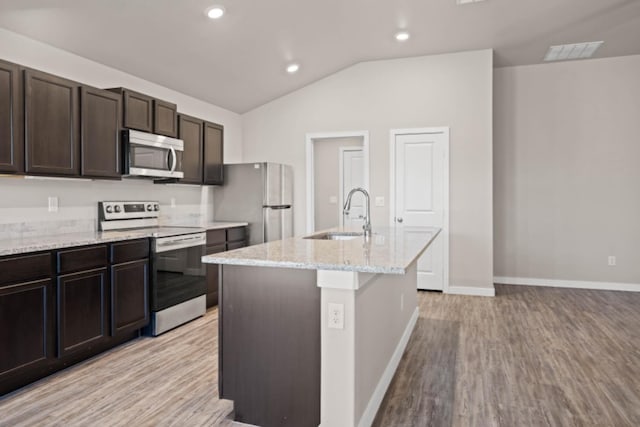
0, 222, 249, 257
203, 221, 249, 230
202, 226, 441, 274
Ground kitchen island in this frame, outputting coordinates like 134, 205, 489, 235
202, 226, 440, 427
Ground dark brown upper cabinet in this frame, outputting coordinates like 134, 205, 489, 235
203, 121, 224, 185
24, 69, 80, 176
0, 59, 23, 174
109, 88, 177, 137
178, 114, 204, 184
80, 86, 122, 179
109, 88, 153, 133
154, 99, 178, 137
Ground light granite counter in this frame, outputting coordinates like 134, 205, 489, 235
202, 226, 440, 274
203, 221, 248, 230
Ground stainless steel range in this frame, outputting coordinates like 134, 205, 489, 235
99, 201, 207, 336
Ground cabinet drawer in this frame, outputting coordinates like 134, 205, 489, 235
57, 245, 107, 274
206, 243, 226, 256
110, 239, 149, 264
227, 227, 246, 243
0, 253, 52, 286
206, 229, 226, 246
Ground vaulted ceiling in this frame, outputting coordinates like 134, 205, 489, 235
0, 0, 638, 113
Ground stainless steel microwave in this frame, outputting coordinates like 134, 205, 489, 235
123, 129, 184, 179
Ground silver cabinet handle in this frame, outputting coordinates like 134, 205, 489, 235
397, 217, 403, 223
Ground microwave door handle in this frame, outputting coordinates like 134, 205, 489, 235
169, 147, 177, 173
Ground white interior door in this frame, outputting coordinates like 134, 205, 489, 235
341, 148, 365, 228
393, 132, 446, 291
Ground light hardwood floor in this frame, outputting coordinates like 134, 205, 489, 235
1, 285, 639, 426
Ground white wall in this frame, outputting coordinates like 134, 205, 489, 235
0, 28, 242, 235
242, 50, 494, 290
494, 55, 640, 285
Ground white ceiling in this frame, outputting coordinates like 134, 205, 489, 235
0, 0, 639, 113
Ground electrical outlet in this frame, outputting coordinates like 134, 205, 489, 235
400, 293, 404, 311
48, 196, 58, 212
328, 303, 344, 330
608, 256, 616, 266
170, 197, 176, 208
375, 196, 385, 207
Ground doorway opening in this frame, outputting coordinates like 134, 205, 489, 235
305, 131, 369, 233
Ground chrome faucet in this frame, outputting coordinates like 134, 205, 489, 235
343, 187, 372, 238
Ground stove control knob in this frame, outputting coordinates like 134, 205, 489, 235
105, 205, 113, 213
114, 205, 122, 213
146, 204, 153, 211
154, 204, 160, 211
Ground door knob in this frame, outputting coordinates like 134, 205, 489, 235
397, 217, 403, 223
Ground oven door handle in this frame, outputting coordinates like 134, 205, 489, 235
155, 234, 206, 253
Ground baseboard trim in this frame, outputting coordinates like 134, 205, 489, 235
446, 286, 496, 297
494, 276, 640, 293
357, 307, 419, 427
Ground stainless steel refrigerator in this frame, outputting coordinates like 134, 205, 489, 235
213, 163, 293, 246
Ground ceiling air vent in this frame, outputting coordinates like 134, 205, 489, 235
544, 41, 603, 62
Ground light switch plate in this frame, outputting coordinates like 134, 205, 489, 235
375, 196, 385, 207
329, 196, 338, 204
48, 196, 58, 212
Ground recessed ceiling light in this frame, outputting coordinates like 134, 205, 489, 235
395, 31, 410, 42
544, 41, 603, 62
457, 0, 486, 4
286, 63, 300, 74
206, 6, 225, 19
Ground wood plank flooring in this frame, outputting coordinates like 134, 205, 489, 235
373, 285, 640, 427
1, 285, 638, 427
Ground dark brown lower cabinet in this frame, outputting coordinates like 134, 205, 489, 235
0, 241, 150, 396
0, 278, 54, 379
57, 268, 109, 357
111, 259, 149, 336
205, 226, 248, 308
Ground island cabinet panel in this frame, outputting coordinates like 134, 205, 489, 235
80, 86, 122, 178
24, 69, 80, 176
203, 121, 224, 185
0, 59, 23, 174
57, 268, 109, 357
220, 265, 320, 427
178, 114, 204, 184
153, 99, 178, 137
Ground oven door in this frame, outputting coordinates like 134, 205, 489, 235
151, 234, 206, 312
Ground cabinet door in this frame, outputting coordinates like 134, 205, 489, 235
0, 59, 23, 174
122, 90, 153, 132
178, 114, 204, 184
80, 86, 122, 178
24, 69, 80, 176
57, 268, 108, 357
203, 121, 224, 185
111, 259, 149, 336
0, 279, 54, 379
153, 99, 178, 137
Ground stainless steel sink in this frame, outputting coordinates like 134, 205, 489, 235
304, 231, 363, 241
